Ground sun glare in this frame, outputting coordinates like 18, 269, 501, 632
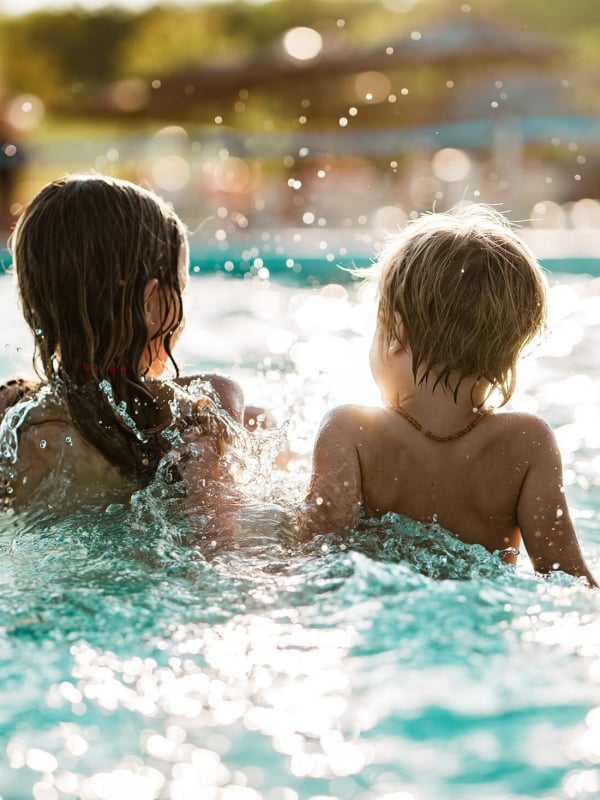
282, 26, 324, 62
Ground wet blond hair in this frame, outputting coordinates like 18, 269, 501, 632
375, 204, 547, 405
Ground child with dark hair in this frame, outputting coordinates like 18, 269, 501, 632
303, 204, 597, 586
0, 173, 244, 510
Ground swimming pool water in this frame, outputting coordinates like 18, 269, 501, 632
1, 271, 600, 800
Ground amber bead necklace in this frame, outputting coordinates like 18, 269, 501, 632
385, 401, 490, 442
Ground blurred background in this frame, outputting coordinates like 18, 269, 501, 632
1, 0, 600, 265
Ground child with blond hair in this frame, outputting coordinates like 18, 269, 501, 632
303, 204, 596, 586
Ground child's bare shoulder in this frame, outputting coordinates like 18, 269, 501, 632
492, 409, 555, 433
0, 378, 39, 421
9, 417, 127, 506
316, 404, 384, 441
490, 409, 559, 456
321, 403, 378, 424
1, 392, 127, 508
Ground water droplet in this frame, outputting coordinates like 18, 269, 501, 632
39, 439, 47, 449
65, 436, 73, 446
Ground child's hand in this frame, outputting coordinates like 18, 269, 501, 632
243, 405, 273, 431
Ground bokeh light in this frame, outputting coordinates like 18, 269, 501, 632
431, 148, 471, 182
353, 71, 392, 103
151, 155, 191, 192
110, 78, 149, 113
531, 200, 567, 229
282, 26, 323, 61
570, 198, 600, 229
6, 93, 45, 131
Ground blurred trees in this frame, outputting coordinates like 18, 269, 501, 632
1, 9, 135, 106
1, 0, 599, 226
119, 6, 250, 78
1, 0, 599, 117
0, 1, 380, 109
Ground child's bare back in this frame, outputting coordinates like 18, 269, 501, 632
0, 373, 243, 511
306, 404, 590, 578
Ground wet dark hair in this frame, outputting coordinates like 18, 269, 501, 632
12, 173, 187, 480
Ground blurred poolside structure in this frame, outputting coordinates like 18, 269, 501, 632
4, 12, 600, 255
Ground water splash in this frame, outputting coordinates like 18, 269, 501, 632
0, 383, 52, 464
99, 379, 149, 443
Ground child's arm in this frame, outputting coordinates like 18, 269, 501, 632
174, 373, 244, 424
517, 416, 597, 587
301, 406, 363, 538
175, 374, 274, 433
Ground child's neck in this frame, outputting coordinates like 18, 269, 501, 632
386, 374, 491, 426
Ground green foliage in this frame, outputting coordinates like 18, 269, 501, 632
0, 35, 61, 102
1, 0, 600, 114
119, 6, 250, 76
0, 9, 136, 100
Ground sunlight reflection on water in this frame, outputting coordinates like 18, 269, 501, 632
0, 265, 598, 474
2, 269, 600, 799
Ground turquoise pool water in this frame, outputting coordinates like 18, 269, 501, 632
2, 236, 600, 284
1, 270, 600, 799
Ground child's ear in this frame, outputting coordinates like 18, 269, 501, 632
143, 278, 160, 327
388, 337, 404, 355
391, 314, 410, 353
